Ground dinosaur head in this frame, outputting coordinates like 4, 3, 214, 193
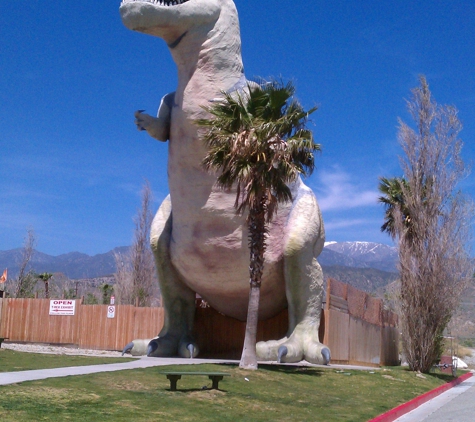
121, 0, 244, 99
120, 0, 223, 47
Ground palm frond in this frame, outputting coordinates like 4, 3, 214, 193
197, 79, 320, 221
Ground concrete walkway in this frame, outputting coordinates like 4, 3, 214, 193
0, 357, 375, 386
0, 357, 238, 386
394, 375, 475, 421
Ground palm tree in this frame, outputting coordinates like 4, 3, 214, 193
378, 176, 411, 240
37, 273, 53, 299
197, 80, 320, 369
100, 283, 114, 305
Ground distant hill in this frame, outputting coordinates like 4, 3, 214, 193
321, 265, 398, 293
0, 247, 129, 280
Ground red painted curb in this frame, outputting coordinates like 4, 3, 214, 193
368, 371, 473, 422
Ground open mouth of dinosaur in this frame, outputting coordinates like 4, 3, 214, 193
121, 0, 190, 5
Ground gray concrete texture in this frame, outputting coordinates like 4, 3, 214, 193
0, 356, 374, 386
0, 357, 237, 386
394, 374, 475, 422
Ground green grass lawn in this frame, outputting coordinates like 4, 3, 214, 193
0, 348, 134, 372
0, 359, 463, 422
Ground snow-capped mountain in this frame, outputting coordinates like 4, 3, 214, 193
320, 241, 398, 273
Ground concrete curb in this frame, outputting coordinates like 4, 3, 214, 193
369, 371, 473, 422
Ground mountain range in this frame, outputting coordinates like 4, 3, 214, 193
320, 241, 397, 272
319, 241, 399, 292
0, 246, 129, 280
0, 241, 398, 283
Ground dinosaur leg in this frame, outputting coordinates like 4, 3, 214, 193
124, 196, 198, 358
256, 187, 330, 365
149, 195, 198, 358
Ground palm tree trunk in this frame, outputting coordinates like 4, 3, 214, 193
239, 284, 260, 369
239, 198, 266, 370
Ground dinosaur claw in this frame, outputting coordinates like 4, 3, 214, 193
122, 341, 134, 356
321, 347, 331, 365
187, 344, 195, 359
147, 339, 158, 357
277, 345, 288, 363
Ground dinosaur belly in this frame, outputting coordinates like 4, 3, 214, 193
169, 198, 289, 321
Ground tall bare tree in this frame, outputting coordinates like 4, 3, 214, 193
115, 181, 157, 306
380, 76, 474, 373
14, 228, 38, 298
114, 250, 133, 303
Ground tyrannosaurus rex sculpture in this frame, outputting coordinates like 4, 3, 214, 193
119, 0, 330, 365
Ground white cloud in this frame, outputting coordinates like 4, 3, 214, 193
311, 167, 379, 212
323, 218, 373, 230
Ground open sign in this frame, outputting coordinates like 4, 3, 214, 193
49, 300, 76, 316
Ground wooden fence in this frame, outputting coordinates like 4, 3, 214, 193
322, 278, 399, 366
0, 298, 164, 351
193, 301, 290, 359
0, 298, 287, 355
0, 280, 399, 366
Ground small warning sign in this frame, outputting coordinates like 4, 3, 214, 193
49, 300, 76, 316
107, 306, 115, 319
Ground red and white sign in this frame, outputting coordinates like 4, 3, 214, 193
110, 296, 115, 305
107, 306, 115, 319
49, 300, 76, 316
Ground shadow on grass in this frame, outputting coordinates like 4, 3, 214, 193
398, 366, 469, 383
168, 387, 229, 393
212, 362, 325, 377
429, 372, 457, 382
257, 364, 324, 377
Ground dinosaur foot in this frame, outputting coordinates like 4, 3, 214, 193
256, 335, 330, 365
147, 334, 199, 358
122, 338, 156, 356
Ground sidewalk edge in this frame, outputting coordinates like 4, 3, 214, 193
368, 371, 473, 422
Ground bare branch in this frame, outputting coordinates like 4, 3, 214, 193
389, 76, 474, 372
14, 228, 37, 298
114, 181, 159, 306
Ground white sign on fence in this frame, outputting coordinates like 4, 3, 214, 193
49, 299, 76, 316
107, 305, 115, 318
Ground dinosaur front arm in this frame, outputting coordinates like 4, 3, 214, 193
135, 92, 175, 142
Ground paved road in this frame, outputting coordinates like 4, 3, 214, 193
394, 376, 475, 421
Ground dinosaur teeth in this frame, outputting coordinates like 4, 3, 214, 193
121, 0, 190, 5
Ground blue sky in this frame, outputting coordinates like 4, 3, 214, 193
1, 0, 474, 256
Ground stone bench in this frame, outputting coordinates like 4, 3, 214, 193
161, 371, 230, 391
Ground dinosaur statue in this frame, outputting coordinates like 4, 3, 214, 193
119, 0, 330, 365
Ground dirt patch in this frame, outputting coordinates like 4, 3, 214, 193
2, 342, 123, 357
